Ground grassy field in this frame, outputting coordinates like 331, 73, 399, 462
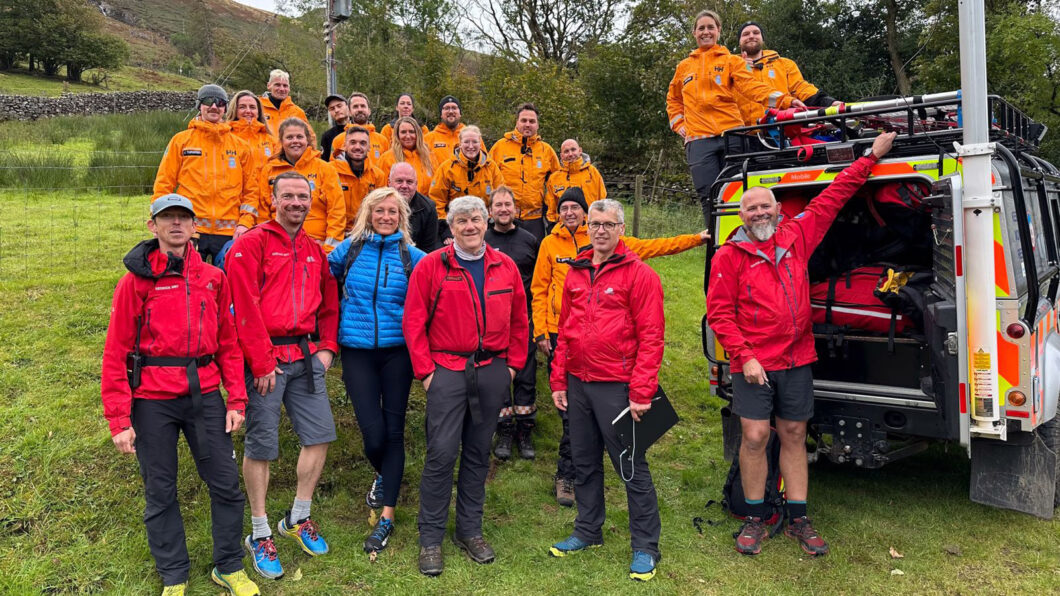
0, 68, 202, 97
0, 190, 1057, 595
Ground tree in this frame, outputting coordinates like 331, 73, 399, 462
463, 0, 628, 66
65, 32, 128, 82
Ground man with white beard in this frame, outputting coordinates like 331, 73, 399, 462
706, 132, 894, 558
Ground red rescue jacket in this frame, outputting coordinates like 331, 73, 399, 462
101, 240, 247, 436
402, 244, 529, 379
226, 220, 339, 377
705, 156, 876, 373
550, 242, 665, 404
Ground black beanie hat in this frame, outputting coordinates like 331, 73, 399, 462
438, 95, 461, 116
558, 187, 588, 213
736, 21, 764, 42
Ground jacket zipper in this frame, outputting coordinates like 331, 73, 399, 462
289, 240, 298, 362
184, 276, 192, 357
372, 247, 383, 348
196, 300, 206, 355
145, 307, 155, 352
778, 259, 800, 367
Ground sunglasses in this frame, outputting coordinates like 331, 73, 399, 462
201, 97, 227, 108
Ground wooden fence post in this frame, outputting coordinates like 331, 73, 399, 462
633, 174, 644, 237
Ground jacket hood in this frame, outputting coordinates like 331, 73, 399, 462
726, 220, 793, 263
505, 129, 541, 146
188, 118, 231, 136
563, 154, 591, 173
749, 50, 781, 68
273, 145, 322, 168
689, 43, 732, 60
432, 122, 463, 135
123, 239, 202, 279
549, 221, 588, 240
230, 119, 268, 135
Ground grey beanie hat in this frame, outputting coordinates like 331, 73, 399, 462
196, 84, 228, 106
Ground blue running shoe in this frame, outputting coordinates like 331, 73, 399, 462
366, 474, 384, 509
364, 517, 393, 553
629, 551, 657, 581
549, 535, 601, 557
277, 511, 330, 556
244, 535, 284, 580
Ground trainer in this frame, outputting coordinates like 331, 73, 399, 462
228, 172, 340, 579
403, 196, 529, 577
548, 199, 664, 582
706, 132, 895, 557
101, 194, 259, 595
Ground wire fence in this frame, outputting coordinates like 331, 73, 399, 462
0, 154, 703, 282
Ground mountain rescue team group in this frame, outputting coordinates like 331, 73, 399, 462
103, 11, 862, 594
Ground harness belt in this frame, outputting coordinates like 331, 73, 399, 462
440, 348, 504, 425
270, 335, 318, 393
141, 355, 215, 461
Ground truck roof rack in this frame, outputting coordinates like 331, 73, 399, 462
721, 92, 1047, 172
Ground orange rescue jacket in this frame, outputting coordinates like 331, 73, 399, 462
489, 130, 560, 221
152, 119, 258, 236
530, 222, 704, 338
330, 123, 390, 166
229, 119, 277, 176
666, 45, 794, 140
379, 148, 435, 196
736, 51, 821, 125
545, 155, 607, 222
247, 147, 346, 252
331, 156, 386, 231
260, 94, 311, 140
428, 152, 504, 219
424, 123, 485, 165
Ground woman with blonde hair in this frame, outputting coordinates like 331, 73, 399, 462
327, 187, 427, 554
379, 116, 436, 195
226, 90, 277, 172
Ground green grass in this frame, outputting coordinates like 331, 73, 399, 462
0, 192, 1057, 594
0, 67, 202, 97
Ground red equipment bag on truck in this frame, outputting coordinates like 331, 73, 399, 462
810, 266, 911, 334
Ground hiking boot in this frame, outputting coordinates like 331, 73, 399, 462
493, 423, 514, 460
366, 474, 384, 509
785, 516, 830, 556
210, 568, 260, 596
418, 545, 444, 576
278, 511, 330, 556
734, 517, 770, 555
244, 535, 284, 579
555, 476, 575, 507
161, 584, 186, 596
549, 535, 601, 557
629, 551, 657, 582
453, 535, 495, 564
515, 425, 536, 460
364, 517, 393, 553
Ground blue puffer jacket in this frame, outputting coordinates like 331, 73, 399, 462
328, 232, 426, 349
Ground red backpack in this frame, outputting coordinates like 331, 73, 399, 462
810, 266, 912, 335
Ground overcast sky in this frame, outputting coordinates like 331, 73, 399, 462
232, 0, 278, 13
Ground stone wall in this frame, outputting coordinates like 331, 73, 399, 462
0, 91, 197, 121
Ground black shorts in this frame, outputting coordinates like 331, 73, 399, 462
731, 364, 814, 421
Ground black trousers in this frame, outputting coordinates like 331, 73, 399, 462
686, 136, 743, 226
499, 334, 537, 424
547, 333, 575, 480
418, 359, 510, 546
132, 391, 245, 585
567, 375, 661, 559
341, 346, 413, 508
193, 233, 231, 265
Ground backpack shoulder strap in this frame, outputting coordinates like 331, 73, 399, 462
399, 239, 413, 279
341, 238, 366, 300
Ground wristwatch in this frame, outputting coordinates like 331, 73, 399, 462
862, 146, 878, 160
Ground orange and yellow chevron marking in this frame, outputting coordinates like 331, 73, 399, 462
993, 213, 1010, 297
996, 331, 1018, 404
723, 182, 742, 203
869, 162, 917, 176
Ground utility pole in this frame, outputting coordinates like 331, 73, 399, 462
325, 0, 351, 124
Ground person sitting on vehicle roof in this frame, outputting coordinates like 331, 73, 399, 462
666, 10, 804, 227
705, 131, 896, 559
733, 21, 841, 127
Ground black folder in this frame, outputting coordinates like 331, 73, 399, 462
611, 385, 679, 455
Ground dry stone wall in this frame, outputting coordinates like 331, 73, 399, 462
0, 91, 197, 121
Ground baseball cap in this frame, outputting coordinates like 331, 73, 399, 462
324, 94, 346, 107
151, 194, 196, 218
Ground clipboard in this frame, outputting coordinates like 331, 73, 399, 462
611, 385, 679, 455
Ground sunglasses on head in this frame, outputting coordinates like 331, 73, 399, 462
201, 97, 227, 108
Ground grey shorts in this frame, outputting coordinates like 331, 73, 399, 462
731, 364, 814, 422
243, 356, 337, 461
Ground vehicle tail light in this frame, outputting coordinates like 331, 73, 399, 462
1006, 323, 1026, 339
1008, 391, 1026, 407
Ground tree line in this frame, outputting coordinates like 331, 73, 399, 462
0, 0, 129, 82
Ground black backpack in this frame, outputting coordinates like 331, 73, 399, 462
340, 237, 412, 300
721, 428, 786, 529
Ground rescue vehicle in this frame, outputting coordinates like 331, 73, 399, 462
703, 89, 1060, 518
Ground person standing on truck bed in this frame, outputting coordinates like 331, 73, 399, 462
706, 131, 895, 557
733, 21, 841, 127
666, 9, 804, 226
101, 194, 260, 596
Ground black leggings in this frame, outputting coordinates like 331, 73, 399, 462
341, 346, 413, 508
